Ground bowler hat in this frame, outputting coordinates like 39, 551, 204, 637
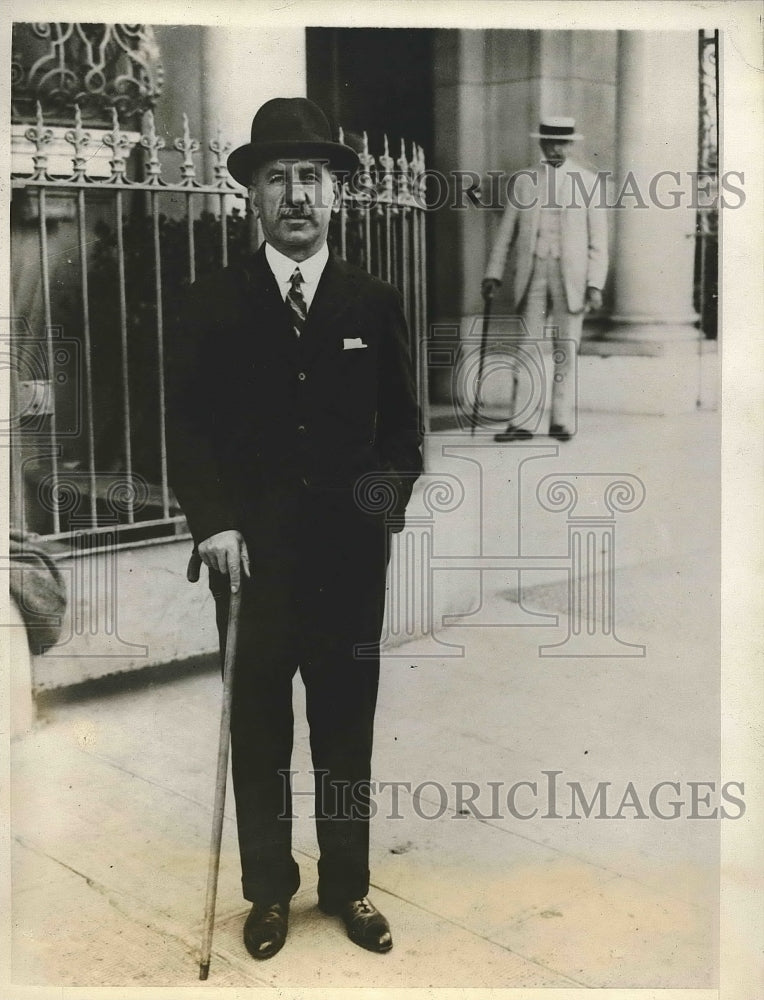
227, 97, 359, 185
530, 116, 582, 141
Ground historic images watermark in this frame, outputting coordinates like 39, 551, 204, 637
350, 312, 648, 659
5, 479, 152, 658
4, 306, 649, 660
424, 167, 744, 212
228, 158, 745, 212
2, 316, 150, 657
266, 159, 745, 212
278, 770, 746, 822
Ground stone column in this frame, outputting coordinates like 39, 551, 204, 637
609, 31, 699, 342
200, 27, 306, 185
434, 28, 619, 416
578, 30, 709, 414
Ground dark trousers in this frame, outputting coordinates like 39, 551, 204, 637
210, 486, 388, 907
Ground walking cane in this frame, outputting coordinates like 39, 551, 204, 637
187, 550, 242, 981
471, 289, 492, 435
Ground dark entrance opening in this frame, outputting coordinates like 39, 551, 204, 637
306, 27, 433, 164
307, 27, 436, 408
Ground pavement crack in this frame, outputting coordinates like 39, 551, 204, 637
64, 742, 230, 820
368, 879, 588, 987
13, 834, 198, 959
15, 834, 111, 895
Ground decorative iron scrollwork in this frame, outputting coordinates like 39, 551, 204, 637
11, 22, 163, 127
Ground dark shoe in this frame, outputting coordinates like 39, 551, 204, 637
494, 425, 534, 442
549, 424, 572, 442
243, 901, 289, 960
319, 896, 393, 953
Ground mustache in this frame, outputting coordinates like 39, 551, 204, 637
279, 207, 313, 218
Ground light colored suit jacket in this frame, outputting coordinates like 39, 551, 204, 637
485, 159, 609, 313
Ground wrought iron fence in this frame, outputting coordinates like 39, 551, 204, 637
9, 105, 428, 546
334, 128, 427, 374
695, 28, 718, 339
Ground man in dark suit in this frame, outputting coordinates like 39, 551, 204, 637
167, 98, 422, 960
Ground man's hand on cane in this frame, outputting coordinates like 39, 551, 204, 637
585, 286, 603, 313
481, 277, 500, 302
198, 530, 251, 593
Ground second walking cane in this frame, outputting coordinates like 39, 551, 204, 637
187, 550, 242, 981
471, 289, 493, 435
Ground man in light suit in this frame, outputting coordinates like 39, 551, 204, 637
482, 117, 608, 441
167, 98, 422, 960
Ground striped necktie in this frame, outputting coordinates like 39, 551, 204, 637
286, 267, 307, 338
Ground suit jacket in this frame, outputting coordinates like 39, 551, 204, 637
484, 159, 609, 313
167, 244, 423, 553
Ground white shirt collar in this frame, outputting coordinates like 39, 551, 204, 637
264, 242, 329, 308
540, 157, 578, 175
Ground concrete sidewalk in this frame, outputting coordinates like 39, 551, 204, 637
10, 411, 720, 990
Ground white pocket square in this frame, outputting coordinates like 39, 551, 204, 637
343, 338, 367, 350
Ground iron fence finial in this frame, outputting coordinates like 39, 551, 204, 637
140, 109, 165, 186
25, 101, 54, 181
175, 113, 201, 188
379, 134, 394, 205
103, 106, 133, 185
64, 104, 91, 182
209, 125, 234, 189
397, 138, 412, 207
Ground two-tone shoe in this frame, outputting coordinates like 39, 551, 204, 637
243, 900, 289, 959
320, 896, 393, 953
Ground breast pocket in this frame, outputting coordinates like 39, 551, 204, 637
341, 331, 378, 372
324, 336, 378, 429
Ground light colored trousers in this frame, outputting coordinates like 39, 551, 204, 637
508, 255, 583, 431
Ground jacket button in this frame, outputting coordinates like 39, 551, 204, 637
297, 424, 306, 432
298, 371, 306, 381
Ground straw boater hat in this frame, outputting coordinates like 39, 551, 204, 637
227, 97, 360, 186
530, 116, 583, 141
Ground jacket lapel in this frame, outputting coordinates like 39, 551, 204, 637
242, 246, 359, 368
299, 252, 360, 367
242, 244, 299, 365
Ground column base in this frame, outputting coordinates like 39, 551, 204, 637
602, 318, 701, 351
578, 336, 717, 415
433, 315, 717, 417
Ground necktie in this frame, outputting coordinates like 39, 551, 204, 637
286, 267, 307, 338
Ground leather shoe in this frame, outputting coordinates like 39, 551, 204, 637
494, 425, 534, 442
243, 900, 289, 960
319, 896, 393, 953
549, 424, 572, 442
